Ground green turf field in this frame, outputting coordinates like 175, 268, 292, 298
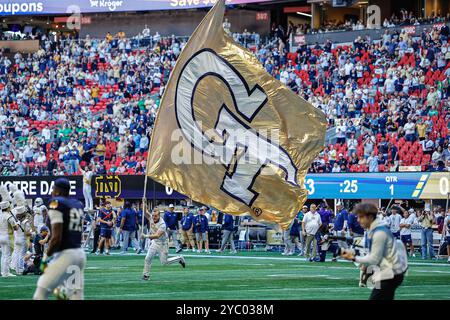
1, 250, 449, 300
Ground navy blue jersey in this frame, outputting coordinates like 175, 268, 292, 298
194, 215, 209, 233
99, 209, 114, 229
222, 214, 234, 231
348, 213, 364, 235
334, 209, 348, 231
290, 216, 301, 236
181, 212, 194, 231
163, 211, 178, 230
48, 196, 84, 253
120, 208, 137, 231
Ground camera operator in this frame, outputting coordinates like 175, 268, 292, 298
341, 203, 408, 300
417, 208, 436, 259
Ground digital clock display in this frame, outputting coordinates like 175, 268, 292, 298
303, 173, 449, 200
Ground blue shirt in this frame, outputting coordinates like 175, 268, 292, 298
163, 211, 178, 230
181, 212, 194, 231
194, 215, 209, 233
290, 216, 301, 236
318, 208, 333, 227
222, 214, 234, 231
48, 196, 84, 252
348, 213, 364, 235
120, 208, 137, 231
99, 209, 114, 229
334, 209, 348, 231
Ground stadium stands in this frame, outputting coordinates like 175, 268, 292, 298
0, 20, 449, 176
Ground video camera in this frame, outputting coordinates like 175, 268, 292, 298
319, 234, 374, 287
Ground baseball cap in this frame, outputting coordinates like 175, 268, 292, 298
168, 204, 174, 208
40, 226, 49, 233
408, 208, 415, 213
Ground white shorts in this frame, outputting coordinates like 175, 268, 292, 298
37, 248, 86, 293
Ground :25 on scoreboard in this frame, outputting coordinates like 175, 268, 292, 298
303, 173, 450, 199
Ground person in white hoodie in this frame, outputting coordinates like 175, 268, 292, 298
341, 203, 408, 300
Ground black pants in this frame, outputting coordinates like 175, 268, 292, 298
91, 227, 101, 253
369, 273, 404, 300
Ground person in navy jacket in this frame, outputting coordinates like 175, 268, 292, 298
217, 213, 237, 254
163, 204, 182, 253
180, 207, 196, 252
194, 207, 210, 254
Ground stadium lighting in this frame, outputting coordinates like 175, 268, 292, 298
297, 12, 312, 18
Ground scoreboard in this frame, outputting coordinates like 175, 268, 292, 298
304, 172, 450, 200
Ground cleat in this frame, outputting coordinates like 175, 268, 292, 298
179, 256, 186, 268
142, 275, 150, 281
216, 249, 223, 253
231, 250, 237, 254
3, 273, 16, 277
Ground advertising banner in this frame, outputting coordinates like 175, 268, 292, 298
0, 172, 448, 200
0, 0, 272, 16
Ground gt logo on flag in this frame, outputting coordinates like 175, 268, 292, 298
145, 0, 326, 229
175, 49, 298, 207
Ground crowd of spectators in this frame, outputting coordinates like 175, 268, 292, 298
259, 23, 450, 173
0, 13, 449, 176
293, 9, 450, 35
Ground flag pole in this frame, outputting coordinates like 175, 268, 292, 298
141, 174, 148, 237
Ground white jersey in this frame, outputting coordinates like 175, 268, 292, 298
150, 218, 168, 246
0, 212, 16, 235
33, 205, 47, 230
399, 215, 415, 236
83, 171, 93, 186
389, 214, 402, 233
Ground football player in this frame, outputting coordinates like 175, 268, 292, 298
0, 198, 18, 277
141, 208, 185, 281
33, 178, 86, 300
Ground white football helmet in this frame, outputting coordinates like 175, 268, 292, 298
35, 198, 44, 207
